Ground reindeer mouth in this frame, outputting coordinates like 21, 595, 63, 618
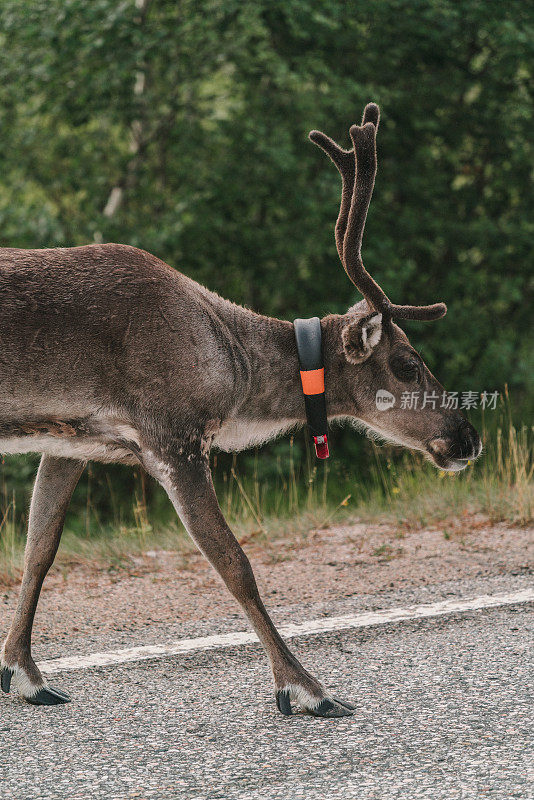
427, 435, 482, 472
430, 454, 472, 472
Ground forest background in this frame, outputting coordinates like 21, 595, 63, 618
0, 0, 531, 547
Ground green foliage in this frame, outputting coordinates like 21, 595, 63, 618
1, 0, 532, 388
0, 1, 531, 529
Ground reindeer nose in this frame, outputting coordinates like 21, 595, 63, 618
428, 420, 482, 465
450, 420, 482, 460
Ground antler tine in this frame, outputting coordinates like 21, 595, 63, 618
308, 102, 380, 265
391, 302, 447, 321
361, 101, 380, 129
308, 131, 353, 262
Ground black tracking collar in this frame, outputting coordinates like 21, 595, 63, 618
293, 317, 329, 459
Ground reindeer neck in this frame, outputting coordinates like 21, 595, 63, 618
213, 298, 350, 425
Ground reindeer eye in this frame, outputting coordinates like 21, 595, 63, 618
390, 355, 421, 384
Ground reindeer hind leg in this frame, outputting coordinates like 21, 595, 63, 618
1, 455, 84, 705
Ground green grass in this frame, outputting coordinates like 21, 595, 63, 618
219, 419, 533, 534
0, 405, 532, 584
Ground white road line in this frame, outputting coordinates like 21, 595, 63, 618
39, 588, 534, 675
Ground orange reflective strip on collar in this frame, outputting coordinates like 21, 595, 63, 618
299, 367, 325, 396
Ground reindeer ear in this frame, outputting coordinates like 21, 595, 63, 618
342, 312, 383, 364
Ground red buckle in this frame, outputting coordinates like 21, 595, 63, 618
313, 434, 329, 459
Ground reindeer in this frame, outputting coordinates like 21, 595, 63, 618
0, 103, 481, 716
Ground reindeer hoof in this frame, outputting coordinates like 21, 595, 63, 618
26, 686, 71, 706
276, 686, 355, 718
1, 667, 13, 693
276, 688, 292, 715
310, 697, 355, 718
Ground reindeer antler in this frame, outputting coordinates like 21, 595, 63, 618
309, 103, 378, 265
310, 103, 447, 322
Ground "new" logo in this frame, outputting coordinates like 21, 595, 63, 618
375, 389, 395, 411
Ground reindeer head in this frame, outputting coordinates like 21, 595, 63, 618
311, 104, 482, 471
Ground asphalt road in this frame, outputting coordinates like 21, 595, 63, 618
1, 592, 532, 800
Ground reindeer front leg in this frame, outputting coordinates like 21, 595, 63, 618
1, 455, 85, 705
144, 444, 354, 718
